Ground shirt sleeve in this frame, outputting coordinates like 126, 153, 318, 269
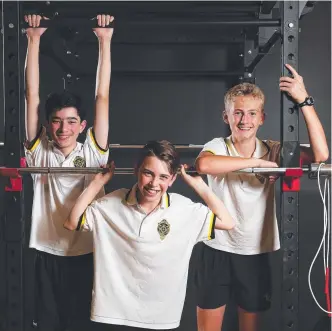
24, 126, 48, 167
76, 200, 100, 232
201, 138, 228, 156
83, 127, 110, 166
185, 200, 216, 243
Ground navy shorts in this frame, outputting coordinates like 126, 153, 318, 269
194, 243, 273, 312
33, 250, 94, 331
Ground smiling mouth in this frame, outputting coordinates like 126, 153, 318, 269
238, 127, 253, 130
144, 187, 161, 195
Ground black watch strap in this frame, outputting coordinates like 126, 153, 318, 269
297, 96, 314, 108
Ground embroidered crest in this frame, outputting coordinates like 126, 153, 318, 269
73, 156, 86, 168
157, 219, 170, 240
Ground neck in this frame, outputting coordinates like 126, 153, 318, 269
55, 143, 77, 158
231, 135, 256, 158
136, 190, 161, 215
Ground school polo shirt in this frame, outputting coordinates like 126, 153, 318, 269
202, 136, 281, 255
78, 184, 216, 329
24, 126, 109, 256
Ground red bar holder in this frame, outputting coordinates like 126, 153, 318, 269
282, 168, 303, 192
4, 157, 26, 192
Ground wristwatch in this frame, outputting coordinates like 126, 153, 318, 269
297, 96, 315, 108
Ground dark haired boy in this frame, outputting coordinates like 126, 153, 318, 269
24, 14, 113, 331
64, 140, 235, 330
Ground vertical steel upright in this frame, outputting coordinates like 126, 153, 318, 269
2, 2, 25, 331
280, 2, 300, 331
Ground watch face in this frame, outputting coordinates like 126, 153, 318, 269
307, 97, 314, 105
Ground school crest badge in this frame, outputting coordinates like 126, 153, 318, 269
157, 219, 170, 240
73, 156, 86, 168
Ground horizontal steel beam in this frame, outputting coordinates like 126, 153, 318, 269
0, 142, 203, 149
0, 165, 331, 177
25, 18, 280, 28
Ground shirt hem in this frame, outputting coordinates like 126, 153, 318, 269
91, 316, 180, 330
30, 244, 93, 257
204, 241, 281, 255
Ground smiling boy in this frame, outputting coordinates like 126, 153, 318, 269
64, 140, 235, 330
194, 64, 329, 331
24, 14, 113, 331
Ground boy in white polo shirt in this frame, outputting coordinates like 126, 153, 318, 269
64, 140, 235, 330
194, 64, 329, 331
24, 14, 113, 331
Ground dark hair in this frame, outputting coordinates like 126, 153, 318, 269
136, 140, 180, 175
44, 91, 86, 121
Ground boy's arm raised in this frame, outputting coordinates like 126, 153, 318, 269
92, 14, 114, 150
24, 15, 47, 142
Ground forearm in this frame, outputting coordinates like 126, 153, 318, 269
196, 155, 260, 175
191, 181, 234, 230
25, 36, 41, 101
25, 36, 41, 141
64, 181, 103, 230
93, 37, 111, 149
301, 106, 329, 162
95, 38, 111, 99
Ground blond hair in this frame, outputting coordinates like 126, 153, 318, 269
224, 83, 265, 111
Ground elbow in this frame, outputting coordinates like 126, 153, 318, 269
63, 220, 76, 231
314, 149, 329, 163
195, 158, 209, 174
225, 220, 235, 230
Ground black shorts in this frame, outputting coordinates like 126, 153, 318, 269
194, 243, 272, 312
33, 250, 94, 331
91, 322, 178, 331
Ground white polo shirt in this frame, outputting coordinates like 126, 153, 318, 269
24, 126, 109, 256
78, 184, 216, 329
202, 136, 281, 255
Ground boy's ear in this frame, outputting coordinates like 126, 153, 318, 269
222, 110, 229, 124
80, 120, 87, 133
260, 111, 266, 125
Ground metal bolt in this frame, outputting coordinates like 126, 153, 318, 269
239, 53, 243, 57
66, 73, 72, 78
21, 28, 26, 34
54, 12, 59, 16
248, 50, 252, 54
248, 73, 252, 78
8, 23, 14, 28
289, 152, 294, 156
46, 1, 51, 5
288, 22, 294, 28
66, 50, 71, 55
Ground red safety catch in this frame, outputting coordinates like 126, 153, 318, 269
4, 157, 26, 192
282, 168, 303, 192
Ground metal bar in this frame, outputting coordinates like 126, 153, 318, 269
2, 1, 25, 331
1, 165, 331, 176
0, 142, 205, 149
280, 2, 300, 331
110, 144, 204, 149
31, 18, 280, 28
